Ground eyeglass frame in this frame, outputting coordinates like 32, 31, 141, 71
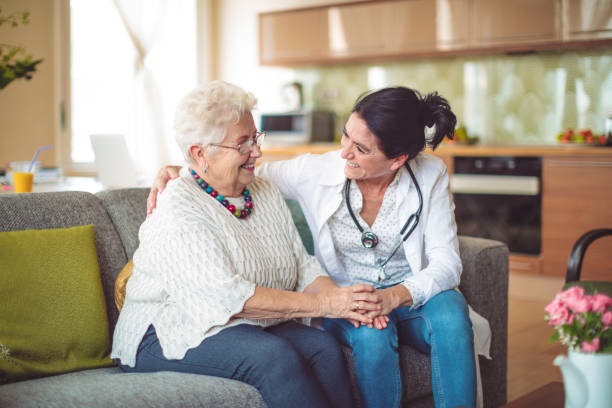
208, 131, 265, 155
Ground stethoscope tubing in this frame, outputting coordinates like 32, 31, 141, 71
344, 161, 424, 279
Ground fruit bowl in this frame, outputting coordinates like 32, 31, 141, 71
556, 128, 611, 146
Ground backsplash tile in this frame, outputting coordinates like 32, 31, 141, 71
292, 50, 611, 145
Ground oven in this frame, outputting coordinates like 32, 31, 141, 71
451, 156, 542, 255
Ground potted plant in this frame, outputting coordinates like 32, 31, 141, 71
0, 8, 43, 90
545, 285, 612, 407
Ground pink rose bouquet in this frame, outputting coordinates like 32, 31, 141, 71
545, 286, 612, 353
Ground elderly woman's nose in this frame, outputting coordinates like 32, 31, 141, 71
250, 144, 263, 157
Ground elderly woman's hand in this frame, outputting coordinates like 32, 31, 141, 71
316, 283, 382, 326
147, 165, 181, 216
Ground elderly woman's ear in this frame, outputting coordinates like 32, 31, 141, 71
189, 144, 206, 165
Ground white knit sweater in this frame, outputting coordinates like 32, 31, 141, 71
111, 174, 326, 367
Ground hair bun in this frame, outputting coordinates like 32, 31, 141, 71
420, 101, 435, 128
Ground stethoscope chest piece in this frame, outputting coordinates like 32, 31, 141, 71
361, 231, 379, 248
345, 162, 423, 258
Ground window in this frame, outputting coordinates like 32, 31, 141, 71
64, 0, 197, 179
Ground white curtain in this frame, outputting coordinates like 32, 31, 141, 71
112, 0, 196, 182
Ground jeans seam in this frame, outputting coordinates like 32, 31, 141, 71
396, 310, 447, 408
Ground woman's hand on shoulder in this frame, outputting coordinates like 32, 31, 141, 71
147, 165, 182, 216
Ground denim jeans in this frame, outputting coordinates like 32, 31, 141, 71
322, 289, 476, 408
120, 321, 354, 408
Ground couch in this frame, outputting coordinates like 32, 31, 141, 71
0, 188, 509, 407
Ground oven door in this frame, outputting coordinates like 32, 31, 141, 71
451, 174, 541, 255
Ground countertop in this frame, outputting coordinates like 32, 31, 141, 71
261, 142, 612, 158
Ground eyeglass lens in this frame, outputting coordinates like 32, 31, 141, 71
239, 132, 265, 154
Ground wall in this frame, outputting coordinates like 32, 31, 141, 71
295, 51, 612, 144
0, 0, 57, 168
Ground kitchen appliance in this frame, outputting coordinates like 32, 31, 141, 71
260, 110, 335, 145
451, 156, 542, 255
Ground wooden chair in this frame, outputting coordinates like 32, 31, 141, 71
564, 228, 612, 294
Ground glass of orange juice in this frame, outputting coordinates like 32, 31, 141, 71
12, 172, 35, 193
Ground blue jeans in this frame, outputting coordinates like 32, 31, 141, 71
120, 321, 353, 408
322, 289, 476, 408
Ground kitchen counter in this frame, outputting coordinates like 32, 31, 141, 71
261, 142, 612, 159
434, 143, 612, 157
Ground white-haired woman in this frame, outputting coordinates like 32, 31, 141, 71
111, 81, 381, 408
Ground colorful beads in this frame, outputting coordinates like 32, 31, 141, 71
190, 168, 253, 219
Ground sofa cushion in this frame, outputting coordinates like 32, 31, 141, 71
0, 367, 266, 408
0, 225, 114, 384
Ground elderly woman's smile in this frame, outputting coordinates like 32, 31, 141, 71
201, 112, 262, 197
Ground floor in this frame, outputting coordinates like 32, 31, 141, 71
506, 272, 567, 402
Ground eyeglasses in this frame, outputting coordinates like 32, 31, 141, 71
209, 131, 265, 155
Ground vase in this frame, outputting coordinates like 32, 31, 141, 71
554, 349, 612, 408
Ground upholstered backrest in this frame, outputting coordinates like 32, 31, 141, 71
0, 191, 128, 333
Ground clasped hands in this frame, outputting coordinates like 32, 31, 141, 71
318, 283, 404, 330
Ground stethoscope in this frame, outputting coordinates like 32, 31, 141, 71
344, 162, 423, 283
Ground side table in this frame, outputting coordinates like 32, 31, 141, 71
502, 381, 564, 407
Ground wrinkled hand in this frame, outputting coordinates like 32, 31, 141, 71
349, 285, 412, 330
147, 165, 181, 216
317, 284, 381, 325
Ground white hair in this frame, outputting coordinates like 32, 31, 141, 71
174, 80, 258, 163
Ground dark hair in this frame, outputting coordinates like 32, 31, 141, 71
352, 86, 456, 159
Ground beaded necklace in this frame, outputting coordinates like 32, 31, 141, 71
189, 168, 253, 219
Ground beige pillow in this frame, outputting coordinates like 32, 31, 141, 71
114, 259, 134, 312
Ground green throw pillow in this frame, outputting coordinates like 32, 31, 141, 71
0, 224, 114, 384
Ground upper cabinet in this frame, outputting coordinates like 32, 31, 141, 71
472, 0, 560, 47
259, 0, 612, 66
259, 7, 330, 65
326, 0, 470, 58
565, 0, 612, 40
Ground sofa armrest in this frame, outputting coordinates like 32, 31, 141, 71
458, 235, 509, 407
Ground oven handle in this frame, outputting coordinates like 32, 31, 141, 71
451, 174, 540, 195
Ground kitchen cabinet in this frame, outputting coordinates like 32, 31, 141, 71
326, 0, 470, 58
541, 156, 612, 280
259, 0, 611, 66
259, 7, 330, 65
564, 0, 612, 40
471, 0, 560, 47
259, 0, 470, 65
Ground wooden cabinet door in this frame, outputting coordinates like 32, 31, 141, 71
541, 156, 612, 280
259, 0, 471, 65
565, 0, 612, 40
472, 0, 561, 47
328, 0, 470, 58
259, 8, 330, 65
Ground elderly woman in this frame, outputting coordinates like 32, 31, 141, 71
111, 81, 382, 408
150, 86, 491, 408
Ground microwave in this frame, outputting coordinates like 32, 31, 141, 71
260, 110, 335, 144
